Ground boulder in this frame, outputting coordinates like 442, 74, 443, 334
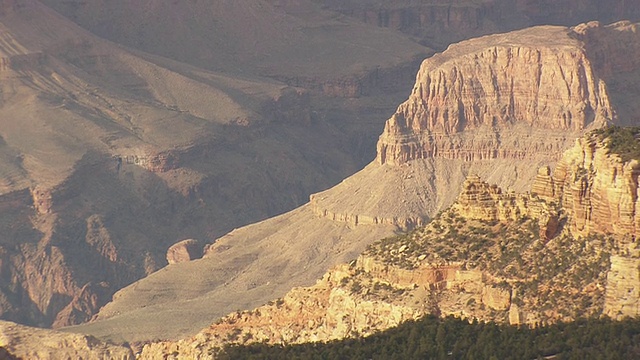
166, 239, 202, 265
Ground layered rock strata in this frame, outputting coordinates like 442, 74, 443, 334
551, 134, 640, 238
604, 255, 640, 319
166, 239, 202, 265
377, 23, 627, 166
319, 0, 640, 50
75, 22, 640, 344
140, 130, 640, 358
314, 22, 640, 233
1, 0, 420, 330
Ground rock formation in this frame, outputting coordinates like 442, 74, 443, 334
552, 132, 640, 238
313, 21, 640, 235
604, 255, 640, 319
139, 129, 640, 357
376, 23, 625, 166
166, 239, 202, 265
0, 0, 429, 330
319, 0, 640, 50
73, 21, 640, 344
0, 320, 133, 359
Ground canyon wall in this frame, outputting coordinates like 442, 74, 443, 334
69, 20, 640, 346
604, 255, 640, 319
310, 22, 640, 234
141, 129, 640, 358
318, 0, 640, 50
0, 0, 425, 330
376, 23, 631, 166
552, 135, 640, 238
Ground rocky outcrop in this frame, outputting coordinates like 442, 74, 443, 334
453, 175, 560, 240
604, 255, 640, 319
456, 127, 640, 239
143, 129, 640, 357
310, 193, 428, 230
166, 239, 202, 265
530, 166, 555, 199
321, 0, 640, 50
52, 282, 111, 328
376, 23, 633, 165
358, 255, 459, 290
481, 285, 511, 311
552, 132, 640, 238
0, 320, 134, 359
31, 186, 52, 214
139, 265, 422, 359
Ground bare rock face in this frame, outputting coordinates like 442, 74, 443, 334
376, 23, 633, 166
319, 0, 640, 50
552, 133, 640, 238
530, 166, 555, 199
166, 239, 202, 265
604, 255, 640, 319
482, 285, 511, 311
77, 21, 640, 345
52, 282, 111, 328
0, 320, 134, 359
456, 130, 640, 240
0, 0, 406, 330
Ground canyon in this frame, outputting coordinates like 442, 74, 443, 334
0, 319, 134, 359
67, 20, 640, 348
140, 128, 640, 358
0, 0, 639, 357
0, 0, 429, 330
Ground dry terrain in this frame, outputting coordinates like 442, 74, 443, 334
72, 20, 640, 345
140, 128, 640, 358
0, 0, 430, 329
0, 0, 639, 356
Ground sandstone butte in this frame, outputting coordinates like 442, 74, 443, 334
67, 20, 640, 347
139, 128, 640, 359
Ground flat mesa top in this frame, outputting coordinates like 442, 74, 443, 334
424, 25, 583, 68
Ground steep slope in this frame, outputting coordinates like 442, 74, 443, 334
73, 21, 640, 344
140, 127, 640, 358
0, 0, 432, 329
313, 21, 637, 231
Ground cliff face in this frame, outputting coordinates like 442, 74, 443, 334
552, 135, 640, 238
142, 130, 640, 358
604, 255, 640, 320
317, 0, 640, 50
456, 128, 640, 242
0, 0, 407, 330
311, 22, 640, 234
74, 21, 640, 344
376, 23, 635, 165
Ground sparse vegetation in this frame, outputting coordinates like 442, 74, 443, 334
359, 203, 617, 323
593, 126, 640, 162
